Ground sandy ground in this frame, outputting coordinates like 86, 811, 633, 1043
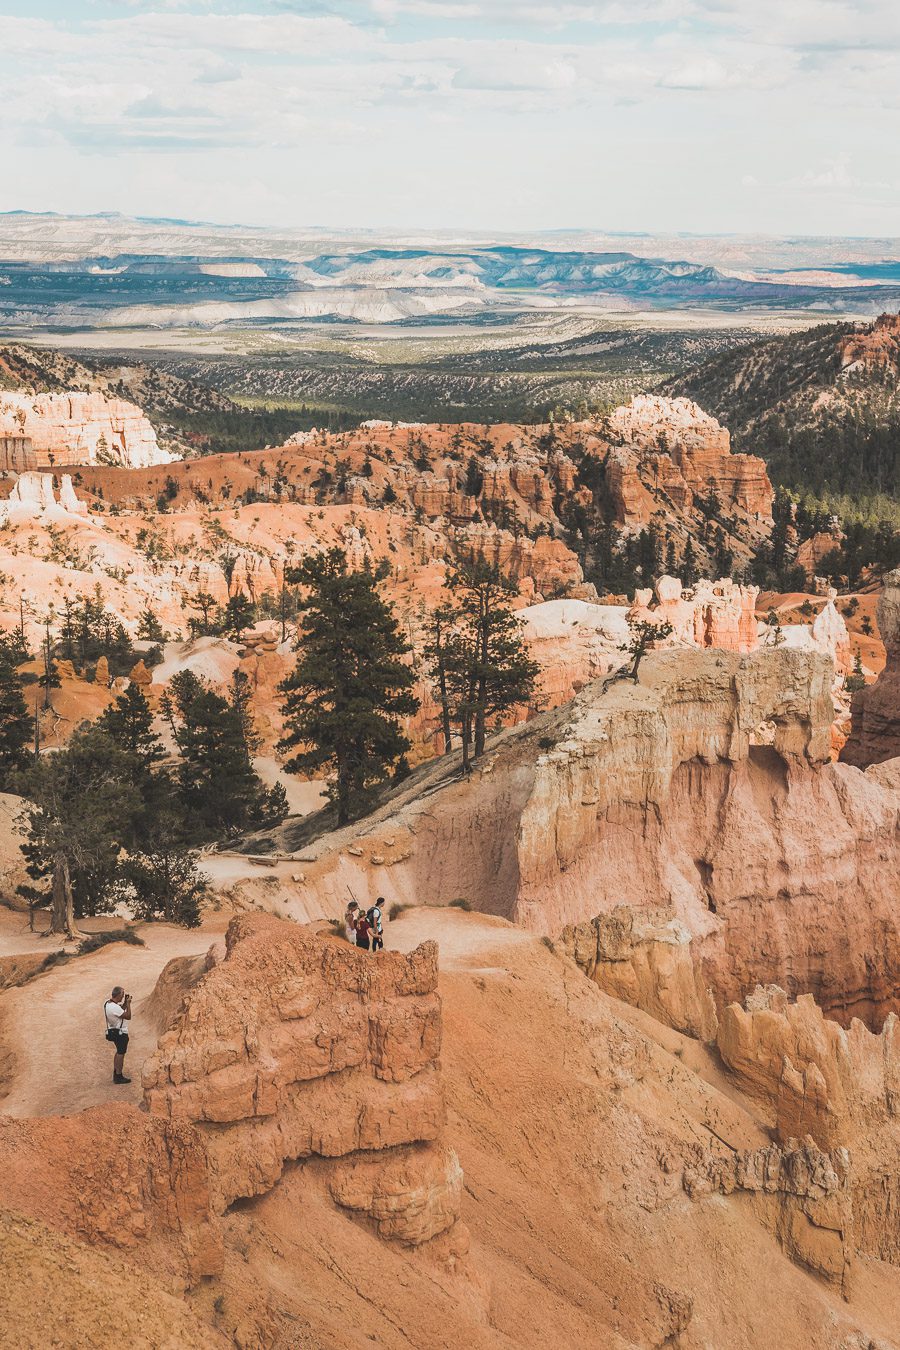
0, 908, 224, 1116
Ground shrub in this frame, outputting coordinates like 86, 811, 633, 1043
449, 897, 472, 912
78, 929, 145, 955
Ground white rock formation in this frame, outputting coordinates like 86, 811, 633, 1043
811, 589, 852, 674
2, 472, 95, 523
58, 474, 89, 516
0, 391, 175, 468
629, 576, 760, 654
607, 395, 731, 455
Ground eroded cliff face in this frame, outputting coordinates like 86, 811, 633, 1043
0, 390, 175, 468
605, 394, 774, 520
143, 913, 463, 1246
294, 647, 899, 1039
0, 1104, 221, 1286
842, 567, 900, 768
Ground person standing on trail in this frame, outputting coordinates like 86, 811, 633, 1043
355, 910, 373, 951
344, 900, 360, 944
368, 898, 385, 953
104, 986, 132, 1084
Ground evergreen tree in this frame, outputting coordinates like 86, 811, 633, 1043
439, 561, 540, 765
98, 682, 165, 772
17, 725, 141, 935
0, 639, 31, 787
0, 626, 30, 667
136, 607, 166, 643
229, 669, 261, 754
278, 548, 419, 825
222, 592, 256, 640
164, 670, 285, 838
424, 605, 458, 755
621, 619, 674, 683
117, 846, 207, 928
845, 651, 866, 694
185, 591, 221, 637
682, 537, 698, 586
40, 624, 60, 710
464, 456, 484, 498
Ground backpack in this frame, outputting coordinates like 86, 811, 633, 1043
367, 906, 383, 934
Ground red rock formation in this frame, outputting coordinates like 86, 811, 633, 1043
842, 568, 900, 767
0, 1105, 221, 1285
605, 395, 773, 521
797, 530, 842, 582
839, 311, 900, 376
143, 913, 463, 1246
295, 647, 900, 1040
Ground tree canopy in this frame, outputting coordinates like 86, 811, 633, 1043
278, 548, 419, 825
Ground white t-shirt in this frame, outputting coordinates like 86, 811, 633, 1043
105, 1001, 127, 1032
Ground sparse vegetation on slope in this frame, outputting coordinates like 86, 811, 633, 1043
670, 315, 900, 511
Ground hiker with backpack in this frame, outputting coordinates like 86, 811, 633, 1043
104, 986, 132, 1085
368, 898, 385, 953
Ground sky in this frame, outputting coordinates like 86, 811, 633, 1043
0, 0, 898, 237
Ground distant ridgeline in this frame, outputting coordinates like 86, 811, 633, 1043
670, 313, 900, 509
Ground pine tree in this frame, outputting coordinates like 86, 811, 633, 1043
98, 682, 165, 771
185, 591, 221, 637
165, 670, 286, 838
222, 593, 255, 640
424, 605, 457, 755
17, 725, 141, 935
229, 669, 261, 754
621, 619, 674, 683
40, 622, 60, 710
0, 642, 31, 787
440, 561, 540, 765
682, 537, 698, 586
136, 607, 166, 643
464, 456, 484, 498
118, 846, 207, 927
278, 548, 419, 825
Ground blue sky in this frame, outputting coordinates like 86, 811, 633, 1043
1, 1, 898, 235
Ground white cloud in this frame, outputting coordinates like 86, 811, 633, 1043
0, 2, 897, 234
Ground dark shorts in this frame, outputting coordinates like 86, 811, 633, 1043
107, 1030, 129, 1055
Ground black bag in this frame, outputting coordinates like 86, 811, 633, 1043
367, 906, 383, 934
106, 1028, 118, 1043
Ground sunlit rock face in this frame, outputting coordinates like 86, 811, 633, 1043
0, 390, 175, 467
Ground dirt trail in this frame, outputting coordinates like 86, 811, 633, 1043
386, 905, 534, 966
0, 920, 220, 1118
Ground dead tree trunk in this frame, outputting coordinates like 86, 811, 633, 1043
49, 852, 77, 940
